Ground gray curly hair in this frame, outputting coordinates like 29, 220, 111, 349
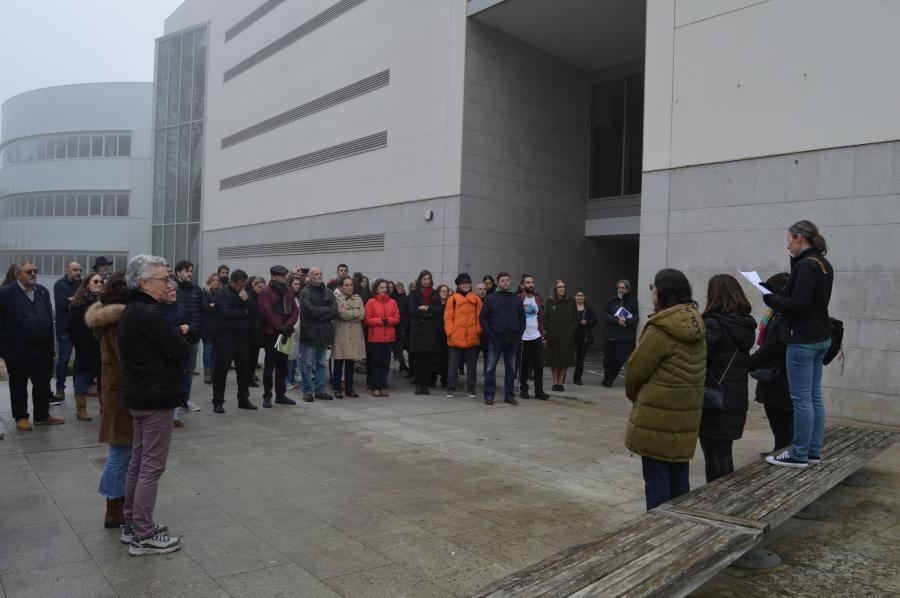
125, 255, 169, 289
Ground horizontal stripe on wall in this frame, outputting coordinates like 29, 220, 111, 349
221, 70, 389, 148
225, 0, 286, 42
223, 0, 367, 82
218, 233, 385, 258
219, 130, 387, 190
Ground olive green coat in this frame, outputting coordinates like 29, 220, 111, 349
624, 303, 707, 462
544, 297, 577, 368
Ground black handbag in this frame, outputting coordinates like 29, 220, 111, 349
749, 364, 781, 383
704, 348, 737, 411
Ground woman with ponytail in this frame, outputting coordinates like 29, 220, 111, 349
763, 220, 834, 469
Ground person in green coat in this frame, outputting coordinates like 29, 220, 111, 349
544, 280, 578, 391
625, 269, 707, 510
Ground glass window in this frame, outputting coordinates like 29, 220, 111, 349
589, 79, 626, 198
152, 225, 163, 257
104, 135, 117, 157
175, 223, 187, 264
76, 194, 89, 216
103, 194, 116, 216
26, 197, 36, 217
163, 224, 175, 263
91, 135, 104, 157
53, 254, 63, 276
67, 136, 78, 158
54, 195, 65, 216
78, 135, 90, 158
180, 30, 195, 125
155, 38, 170, 127
39, 195, 49, 216
153, 129, 166, 225
37, 140, 46, 161
90, 194, 102, 215
167, 35, 182, 127
116, 194, 129, 216
164, 127, 178, 223
624, 74, 644, 195
188, 223, 200, 267
177, 123, 190, 223
117, 135, 131, 157
190, 121, 203, 222
192, 26, 207, 120
65, 194, 77, 216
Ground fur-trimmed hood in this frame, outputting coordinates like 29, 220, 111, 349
85, 301, 125, 331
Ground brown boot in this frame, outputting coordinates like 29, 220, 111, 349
203, 368, 212, 384
104, 496, 126, 529
75, 394, 92, 421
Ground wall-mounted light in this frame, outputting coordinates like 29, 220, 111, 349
424, 209, 434, 221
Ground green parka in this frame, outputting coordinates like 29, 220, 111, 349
625, 303, 707, 462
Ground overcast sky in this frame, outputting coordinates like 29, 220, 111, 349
0, 0, 185, 126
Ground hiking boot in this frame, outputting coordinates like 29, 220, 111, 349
16, 418, 32, 431
274, 396, 296, 406
766, 451, 808, 469
75, 394, 92, 421
104, 497, 126, 529
129, 532, 181, 556
120, 522, 169, 544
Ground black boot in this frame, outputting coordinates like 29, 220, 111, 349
238, 399, 258, 410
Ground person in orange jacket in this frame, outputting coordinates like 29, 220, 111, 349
363, 279, 400, 397
443, 273, 483, 398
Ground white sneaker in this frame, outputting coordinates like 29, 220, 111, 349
467, 393, 478, 399
128, 532, 181, 556
446, 392, 455, 398
185, 400, 201, 412
765, 451, 808, 468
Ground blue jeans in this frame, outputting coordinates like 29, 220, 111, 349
642, 456, 690, 510
73, 371, 97, 395
301, 344, 328, 395
202, 340, 216, 369
182, 342, 199, 400
55, 334, 73, 390
786, 339, 830, 460
98, 444, 132, 499
484, 336, 520, 400
285, 359, 297, 386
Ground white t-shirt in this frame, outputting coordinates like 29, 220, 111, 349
522, 296, 541, 341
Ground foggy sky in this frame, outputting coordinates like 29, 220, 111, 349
0, 0, 185, 130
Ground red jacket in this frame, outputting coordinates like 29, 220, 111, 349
364, 293, 400, 343
258, 282, 299, 336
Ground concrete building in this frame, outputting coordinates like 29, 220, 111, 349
157, 0, 898, 425
0, 82, 154, 292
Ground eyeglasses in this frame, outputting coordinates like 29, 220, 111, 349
649, 283, 655, 291
145, 276, 175, 284
89, 279, 103, 286
24, 269, 38, 275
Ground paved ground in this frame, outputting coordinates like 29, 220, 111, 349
0, 357, 897, 597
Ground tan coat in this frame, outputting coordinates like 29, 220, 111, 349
332, 293, 366, 360
84, 301, 132, 446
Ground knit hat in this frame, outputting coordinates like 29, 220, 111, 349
455, 272, 472, 286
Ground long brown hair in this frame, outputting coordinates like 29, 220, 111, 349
789, 219, 828, 255
99, 270, 128, 305
703, 274, 751, 317
71, 273, 103, 306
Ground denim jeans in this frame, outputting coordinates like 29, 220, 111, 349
301, 344, 328, 395
98, 444, 132, 499
641, 456, 690, 510
285, 359, 297, 385
786, 339, 830, 460
202, 340, 216, 369
55, 334, 73, 390
484, 336, 520, 400
73, 371, 97, 395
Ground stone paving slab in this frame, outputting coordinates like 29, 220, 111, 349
0, 361, 897, 597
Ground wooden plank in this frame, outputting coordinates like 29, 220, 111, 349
654, 504, 768, 534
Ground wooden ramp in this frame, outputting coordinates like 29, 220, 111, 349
474, 425, 896, 598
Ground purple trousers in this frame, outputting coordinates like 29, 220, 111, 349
124, 408, 173, 539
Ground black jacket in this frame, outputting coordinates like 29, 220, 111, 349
215, 285, 256, 342
480, 289, 526, 341
408, 289, 443, 352
699, 312, 757, 440
53, 276, 80, 335
69, 293, 101, 375
246, 287, 264, 346
118, 290, 191, 410
200, 288, 220, 342
749, 313, 791, 410
0, 282, 55, 360
575, 303, 598, 348
299, 282, 337, 346
763, 248, 834, 345
603, 294, 639, 343
176, 279, 204, 344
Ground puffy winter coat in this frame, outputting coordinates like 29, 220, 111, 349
364, 293, 400, 344
175, 280, 204, 343
699, 312, 757, 440
625, 303, 707, 462
332, 293, 365, 360
444, 291, 483, 348
85, 301, 131, 446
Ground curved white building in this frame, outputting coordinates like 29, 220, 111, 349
0, 82, 153, 289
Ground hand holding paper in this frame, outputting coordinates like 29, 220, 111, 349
739, 270, 772, 295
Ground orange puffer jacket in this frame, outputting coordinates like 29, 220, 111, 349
364, 293, 400, 344
444, 291, 483, 348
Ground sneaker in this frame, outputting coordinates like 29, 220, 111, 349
807, 454, 821, 464
120, 522, 169, 544
766, 451, 808, 468
274, 396, 296, 406
185, 400, 201, 412
446, 392, 455, 398
129, 532, 181, 556
467, 393, 478, 399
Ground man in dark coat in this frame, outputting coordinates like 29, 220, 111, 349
0, 260, 65, 430
175, 260, 204, 410
258, 265, 299, 407
117, 254, 190, 555
479, 272, 525, 405
602, 279, 640, 387
299, 267, 337, 401
213, 269, 258, 412
52, 260, 82, 401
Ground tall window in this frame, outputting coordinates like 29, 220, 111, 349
152, 24, 207, 267
589, 73, 644, 198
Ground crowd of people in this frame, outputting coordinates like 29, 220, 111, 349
0, 219, 835, 553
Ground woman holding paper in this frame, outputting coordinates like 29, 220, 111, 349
332, 276, 365, 398
764, 220, 834, 469
364, 279, 400, 396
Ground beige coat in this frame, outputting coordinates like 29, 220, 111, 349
332, 293, 366, 360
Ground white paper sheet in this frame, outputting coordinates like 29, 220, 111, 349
739, 270, 771, 295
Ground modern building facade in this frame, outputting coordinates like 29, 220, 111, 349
0, 82, 154, 292
158, 0, 899, 426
